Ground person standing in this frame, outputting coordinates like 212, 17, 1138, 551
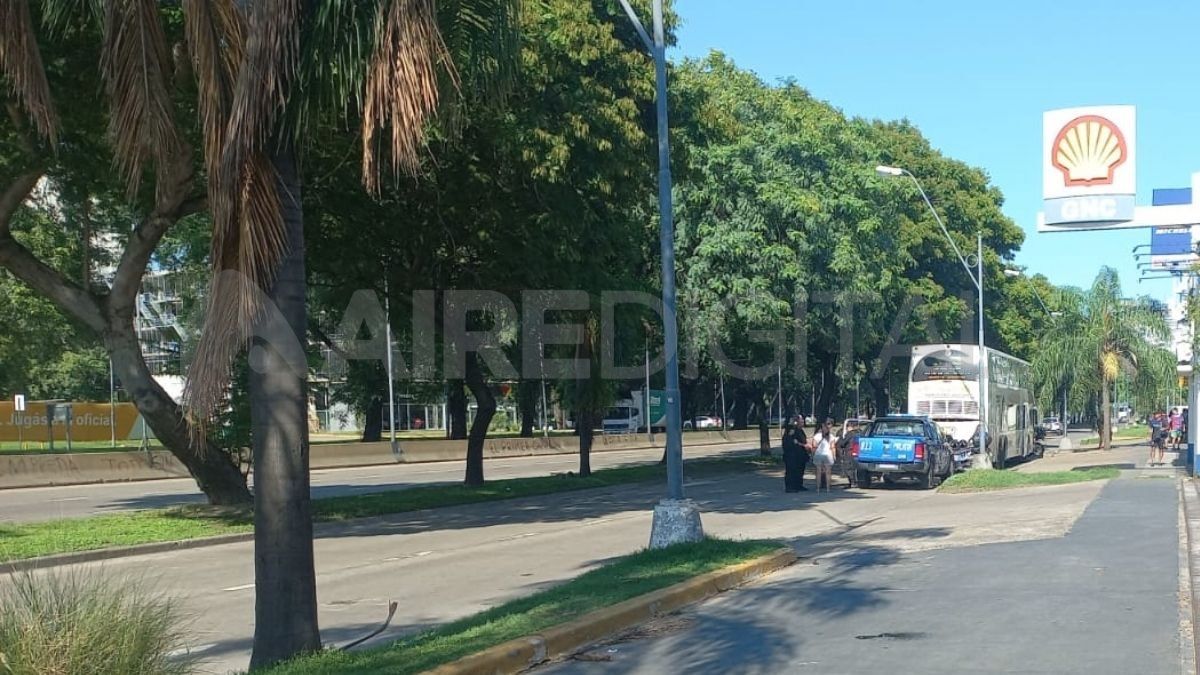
1170, 408, 1183, 453
783, 419, 809, 492
812, 418, 836, 492
1149, 411, 1165, 466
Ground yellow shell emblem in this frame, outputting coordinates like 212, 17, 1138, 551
1051, 115, 1128, 186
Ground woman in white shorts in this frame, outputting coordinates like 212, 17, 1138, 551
812, 419, 836, 492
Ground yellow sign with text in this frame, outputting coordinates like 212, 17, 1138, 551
0, 401, 141, 442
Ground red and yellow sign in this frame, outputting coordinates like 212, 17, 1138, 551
0, 401, 141, 442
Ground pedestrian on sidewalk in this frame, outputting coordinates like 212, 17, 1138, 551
782, 419, 808, 492
1170, 408, 1183, 453
812, 418, 836, 492
1149, 411, 1166, 466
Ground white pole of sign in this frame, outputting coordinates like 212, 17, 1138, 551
14, 395, 24, 448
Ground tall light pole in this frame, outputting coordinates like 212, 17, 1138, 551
619, 0, 703, 547
877, 165, 992, 467
383, 278, 400, 459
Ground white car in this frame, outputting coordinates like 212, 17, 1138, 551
1041, 417, 1063, 434
684, 415, 722, 429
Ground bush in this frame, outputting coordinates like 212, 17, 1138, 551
0, 570, 190, 675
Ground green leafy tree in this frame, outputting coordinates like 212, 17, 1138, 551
1033, 268, 1175, 450
0, 2, 250, 504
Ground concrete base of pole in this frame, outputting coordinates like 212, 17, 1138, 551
390, 440, 402, 461
648, 499, 704, 549
1059, 435, 1073, 452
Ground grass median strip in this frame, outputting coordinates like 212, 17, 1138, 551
263, 537, 782, 675
939, 467, 1120, 493
0, 455, 774, 563
1080, 424, 1149, 446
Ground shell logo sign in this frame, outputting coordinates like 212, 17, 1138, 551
1041, 105, 1136, 229
1051, 115, 1128, 186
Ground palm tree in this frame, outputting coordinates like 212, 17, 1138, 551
1033, 268, 1175, 451
5, 0, 519, 668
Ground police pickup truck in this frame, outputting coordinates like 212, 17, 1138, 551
850, 415, 955, 489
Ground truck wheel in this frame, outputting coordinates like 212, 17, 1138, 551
856, 470, 873, 488
916, 463, 934, 490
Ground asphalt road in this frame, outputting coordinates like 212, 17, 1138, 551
541, 473, 1183, 675
0, 441, 760, 523
11, 450, 1124, 674
0, 426, 1095, 524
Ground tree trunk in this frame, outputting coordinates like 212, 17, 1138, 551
361, 394, 383, 442
106, 327, 250, 504
519, 381, 537, 438
1100, 378, 1112, 451
0, 180, 249, 505
448, 380, 468, 440
578, 410, 593, 477
815, 359, 839, 422
732, 389, 750, 430
868, 375, 890, 418
758, 417, 771, 456
464, 353, 495, 486
247, 148, 321, 669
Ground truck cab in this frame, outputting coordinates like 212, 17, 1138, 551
852, 415, 955, 489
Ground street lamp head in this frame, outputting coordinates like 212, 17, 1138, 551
875, 165, 905, 177
1003, 269, 1021, 278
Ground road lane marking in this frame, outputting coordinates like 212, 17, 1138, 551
222, 583, 255, 592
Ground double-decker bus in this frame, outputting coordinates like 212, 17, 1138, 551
908, 344, 1040, 468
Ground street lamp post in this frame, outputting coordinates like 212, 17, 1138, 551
877, 165, 992, 467
619, 0, 703, 548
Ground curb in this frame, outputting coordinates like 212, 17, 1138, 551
1179, 479, 1200, 672
422, 547, 797, 675
0, 531, 255, 574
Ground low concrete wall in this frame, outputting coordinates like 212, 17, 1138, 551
0, 428, 763, 490
0, 450, 190, 489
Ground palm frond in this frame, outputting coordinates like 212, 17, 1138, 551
181, 0, 243, 180
0, 0, 60, 144
361, 0, 455, 192
435, 0, 522, 129
184, 0, 299, 423
99, 0, 180, 198
41, 0, 103, 33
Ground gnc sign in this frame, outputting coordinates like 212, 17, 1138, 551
1041, 105, 1136, 228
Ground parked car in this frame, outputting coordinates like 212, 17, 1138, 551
1040, 416, 1063, 434
684, 415, 722, 430
851, 415, 954, 489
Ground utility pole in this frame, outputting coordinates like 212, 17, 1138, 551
618, 0, 702, 548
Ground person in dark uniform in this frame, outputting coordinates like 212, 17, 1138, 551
782, 418, 809, 492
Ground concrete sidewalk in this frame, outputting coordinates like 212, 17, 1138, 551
541, 473, 1184, 675
15, 457, 1118, 674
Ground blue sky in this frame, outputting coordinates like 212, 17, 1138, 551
672, 0, 1200, 301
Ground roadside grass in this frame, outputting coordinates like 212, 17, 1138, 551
1080, 424, 1149, 446
264, 538, 783, 675
0, 455, 775, 563
939, 467, 1120, 493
